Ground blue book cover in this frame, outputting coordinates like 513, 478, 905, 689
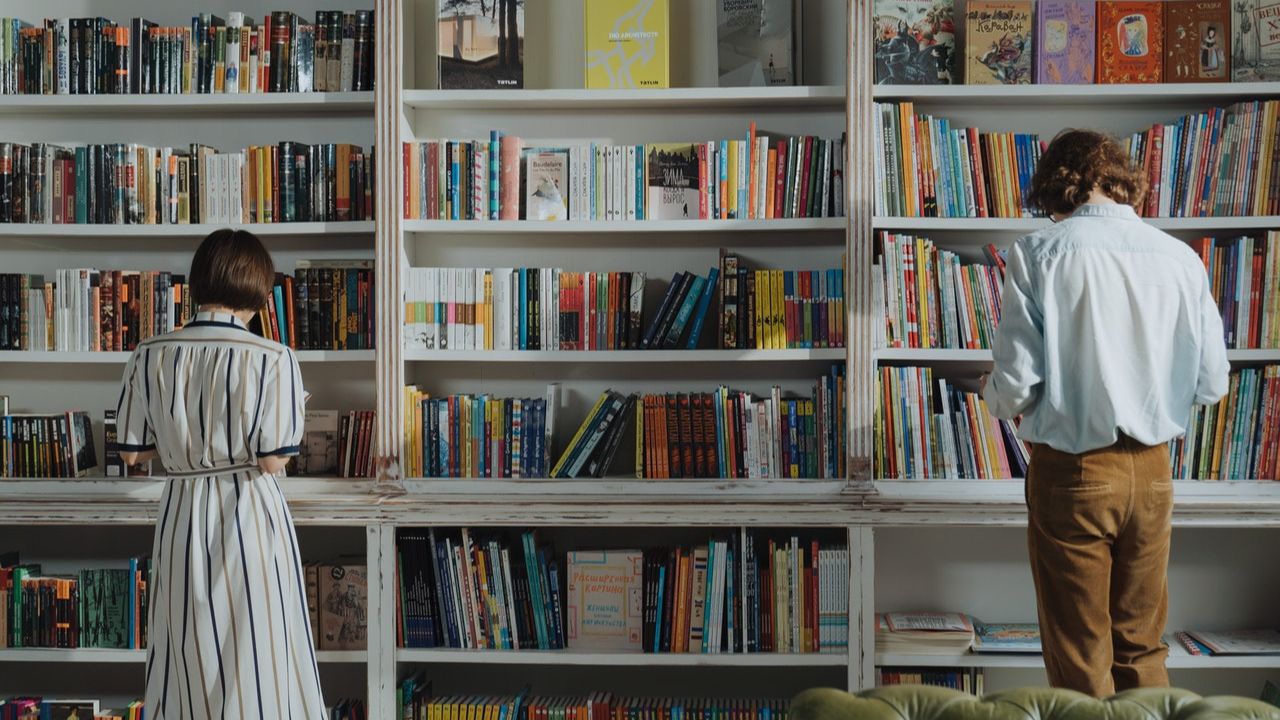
663, 275, 706, 348
685, 268, 720, 349
652, 564, 667, 651
127, 557, 138, 648
642, 272, 685, 349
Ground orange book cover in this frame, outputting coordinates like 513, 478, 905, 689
1165, 0, 1230, 82
1097, 1, 1165, 83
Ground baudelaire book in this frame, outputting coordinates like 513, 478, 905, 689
964, 0, 1033, 84
645, 143, 700, 220
524, 149, 570, 220
1035, 0, 1096, 84
566, 549, 644, 651
1097, 1, 1165, 83
717, 0, 797, 87
872, 0, 957, 84
437, 0, 525, 89
1233, 0, 1280, 80
585, 0, 671, 89
1166, 0, 1230, 82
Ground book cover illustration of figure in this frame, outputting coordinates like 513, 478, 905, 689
437, 0, 524, 89
1098, 2, 1164, 82
585, 0, 671, 88
321, 564, 368, 650
1166, 1, 1230, 82
645, 143, 700, 220
965, 1, 1032, 84
873, 0, 956, 84
1233, 0, 1280, 80
717, 0, 797, 87
523, 150, 569, 220
1120, 14, 1150, 56
1036, 0, 1095, 84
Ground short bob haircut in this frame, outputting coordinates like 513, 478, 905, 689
1029, 129, 1148, 218
189, 229, 275, 312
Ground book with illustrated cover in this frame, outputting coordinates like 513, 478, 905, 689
873, 0, 957, 84
972, 622, 1041, 652
645, 143, 700, 220
566, 550, 644, 651
1097, 1, 1164, 83
585, 0, 670, 89
437, 0, 524, 89
1232, 0, 1280, 80
523, 149, 570, 221
295, 409, 340, 476
1035, 0, 1095, 84
39, 700, 100, 719
319, 561, 368, 650
1183, 628, 1280, 655
1165, 0, 1230, 82
717, 0, 797, 87
964, 0, 1033, 84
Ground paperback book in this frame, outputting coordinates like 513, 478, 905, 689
318, 561, 368, 650
585, 0, 670, 89
645, 143, 701, 220
566, 550, 644, 651
716, 0, 798, 87
872, 0, 956, 84
1232, 0, 1280, 81
437, 0, 524, 89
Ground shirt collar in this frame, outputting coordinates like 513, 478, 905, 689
190, 310, 249, 330
1069, 203, 1140, 221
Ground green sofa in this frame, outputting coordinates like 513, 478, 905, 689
792, 686, 1280, 719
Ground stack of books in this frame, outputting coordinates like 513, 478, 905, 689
876, 234, 1006, 349
403, 386, 555, 480
0, 10, 375, 95
1171, 365, 1280, 480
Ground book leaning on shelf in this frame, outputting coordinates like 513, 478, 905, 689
395, 528, 566, 650
0, 141, 374, 225
0, 553, 150, 650
0, 10, 374, 95
398, 687, 790, 720
0, 410, 94, 478
1171, 364, 1279, 480
402, 128, 846, 221
402, 385, 557, 479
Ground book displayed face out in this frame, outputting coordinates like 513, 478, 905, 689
585, 0, 671, 89
437, 0, 525, 89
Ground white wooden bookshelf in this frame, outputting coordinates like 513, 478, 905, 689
396, 649, 847, 666
872, 216, 1280, 232
873, 349, 1280, 364
0, 91, 376, 115
403, 218, 847, 234
0, 350, 375, 364
878, 645, 1280, 671
403, 86, 846, 110
0, 221, 376, 237
404, 349, 846, 363
873, 82, 1280, 105
0, 648, 367, 664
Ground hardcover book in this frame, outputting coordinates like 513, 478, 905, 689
40, 700, 100, 720
585, 0, 671, 89
964, 0, 1033, 84
1035, 0, 1096, 84
523, 149, 570, 220
566, 550, 644, 651
1166, 0, 1230, 82
1231, 0, 1280, 80
645, 143, 700, 220
717, 0, 797, 87
972, 621, 1041, 652
319, 561, 368, 650
437, 0, 524, 89
1097, 1, 1165, 83
873, 0, 957, 84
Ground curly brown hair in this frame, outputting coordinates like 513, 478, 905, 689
1029, 129, 1148, 217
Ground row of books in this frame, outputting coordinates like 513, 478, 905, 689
1195, 233, 1280, 350
718, 250, 848, 351
0, 698, 143, 719
402, 387, 555, 480
401, 130, 845, 222
0, 555, 149, 649
290, 409, 379, 479
876, 366, 1029, 480
304, 561, 368, 650
399, 687, 790, 720
873, 102, 1044, 219
876, 612, 1040, 655
0, 10, 375, 95
633, 369, 847, 480
875, 235, 1005, 350
396, 528, 566, 650
1171, 365, 1280, 481
878, 669, 985, 695
875, 0, 1280, 87
0, 411, 94, 478
1122, 100, 1280, 218
0, 141, 374, 225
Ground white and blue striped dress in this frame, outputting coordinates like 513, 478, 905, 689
116, 310, 326, 719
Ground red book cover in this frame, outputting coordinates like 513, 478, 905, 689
665, 394, 681, 479
1250, 244, 1264, 348
967, 127, 990, 217
697, 143, 709, 220
1165, 0, 1230, 82
1097, 1, 1165, 83
402, 143, 411, 218
284, 276, 296, 348
798, 136, 814, 218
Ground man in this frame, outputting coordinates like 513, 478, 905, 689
982, 129, 1230, 696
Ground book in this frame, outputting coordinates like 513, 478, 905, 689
876, 612, 975, 654
877, 233, 1004, 349
1165, 0, 1230, 82
319, 561, 368, 650
403, 386, 553, 478
1183, 628, 1280, 655
523, 150, 569, 221
1233, 0, 1280, 80
295, 410, 340, 476
566, 550, 644, 651
1097, 1, 1165, 83
963, 0, 1033, 84
437, 0, 524, 89
584, 0, 670, 89
1170, 365, 1279, 481
38, 700, 99, 719
878, 668, 984, 695
1035, 0, 1095, 84
404, 692, 789, 720
972, 621, 1041, 653
872, 0, 957, 84
0, 411, 96, 478
717, 0, 797, 87
645, 143, 700, 220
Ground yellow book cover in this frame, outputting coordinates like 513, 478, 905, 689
755, 270, 768, 349
585, 0, 670, 89
772, 268, 785, 350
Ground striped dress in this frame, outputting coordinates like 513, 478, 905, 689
116, 310, 325, 719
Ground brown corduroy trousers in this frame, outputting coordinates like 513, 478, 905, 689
1025, 434, 1174, 697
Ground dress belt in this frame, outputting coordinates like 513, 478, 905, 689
165, 463, 263, 479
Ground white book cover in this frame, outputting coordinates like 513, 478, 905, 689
464, 268, 476, 350
227, 12, 243, 93
565, 550, 643, 652
56, 20, 70, 95
494, 268, 513, 350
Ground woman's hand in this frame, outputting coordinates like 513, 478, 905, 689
258, 455, 291, 475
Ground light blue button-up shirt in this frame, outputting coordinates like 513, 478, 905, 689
983, 203, 1230, 454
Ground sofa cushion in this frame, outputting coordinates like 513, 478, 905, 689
791, 686, 1280, 720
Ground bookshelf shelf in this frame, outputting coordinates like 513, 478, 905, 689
403, 86, 847, 111
876, 650, 1280, 670
871, 216, 1280, 233
0, 222, 376, 238
0, 92, 376, 116
872, 82, 1280, 105
395, 649, 847, 666
396, 478, 848, 499
403, 219, 847, 234
0, 648, 366, 663
404, 349, 846, 363
873, 349, 1280, 364
0, 350, 376, 364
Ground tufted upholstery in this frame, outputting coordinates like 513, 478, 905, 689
791, 686, 1280, 720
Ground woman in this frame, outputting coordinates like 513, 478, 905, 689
116, 229, 325, 718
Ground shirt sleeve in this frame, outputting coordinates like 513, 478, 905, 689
115, 349, 156, 452
254, 348, 305, 457
984, 240, 1045, 419
1193, 273, 1230, 406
